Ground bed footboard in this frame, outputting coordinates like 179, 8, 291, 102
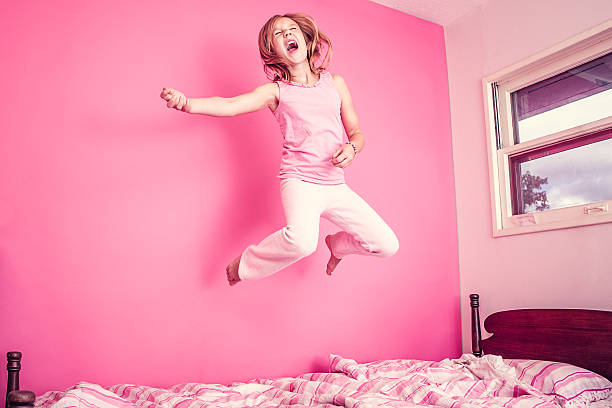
5, 352, 34, 408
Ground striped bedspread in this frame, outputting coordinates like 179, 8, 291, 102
34, 354, 611, 408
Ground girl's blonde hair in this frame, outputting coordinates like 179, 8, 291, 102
258, 13, 333, 82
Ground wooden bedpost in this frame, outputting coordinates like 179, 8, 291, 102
470, 294, 483, 357
5, 352, 34, 408
6, 352, 21, 408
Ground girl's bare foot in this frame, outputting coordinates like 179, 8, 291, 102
325, 235, 341, 276
226, 256, 241, 286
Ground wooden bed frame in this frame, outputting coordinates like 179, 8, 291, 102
470, 294, 612, 380
5, 294, 612, 407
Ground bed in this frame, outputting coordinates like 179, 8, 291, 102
5, 294, 611, 408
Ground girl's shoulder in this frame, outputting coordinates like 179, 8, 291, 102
328, 72, 349, 94
328, 71, 343, 82
253, 81, 280, 97
321, 69, 337, 80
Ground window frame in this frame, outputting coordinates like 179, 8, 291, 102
482, 21, 612, 237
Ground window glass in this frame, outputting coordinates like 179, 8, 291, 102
511, 52, 612, 143
511, 128, 612, 214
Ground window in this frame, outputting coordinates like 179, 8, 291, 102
483, 22, 612, 236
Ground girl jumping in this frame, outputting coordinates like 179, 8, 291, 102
160, 13, 399, 286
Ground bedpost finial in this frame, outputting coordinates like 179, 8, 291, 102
7, 351, 22, 372
470, 294, 479, 307
7, 352, 22, 360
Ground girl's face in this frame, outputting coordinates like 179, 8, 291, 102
271, 17, 308, 65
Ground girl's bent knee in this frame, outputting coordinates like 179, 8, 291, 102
292, 238, 317, 258
283, 226, 318, 258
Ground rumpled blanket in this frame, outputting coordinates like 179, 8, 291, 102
34, 354, 587, 408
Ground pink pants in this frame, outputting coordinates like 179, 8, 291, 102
238, 178, 399, 280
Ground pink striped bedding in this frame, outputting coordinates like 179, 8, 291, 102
505, 359, 612, 408
34, 354, 611, 408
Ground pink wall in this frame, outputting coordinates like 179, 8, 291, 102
444, 0, 612, 353
0, 0, 458, 395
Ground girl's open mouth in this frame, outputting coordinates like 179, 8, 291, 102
286, 40, 298, 52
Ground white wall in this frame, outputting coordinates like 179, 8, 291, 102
444, 1, 612, 352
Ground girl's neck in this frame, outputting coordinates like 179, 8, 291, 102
288, 64, 318, 85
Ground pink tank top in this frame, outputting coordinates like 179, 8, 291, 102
273, 70, 346, 185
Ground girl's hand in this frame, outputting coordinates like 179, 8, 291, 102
160, 87, 191, 113
331, 143, 356, 168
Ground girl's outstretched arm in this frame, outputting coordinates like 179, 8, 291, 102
160, 83, 278, 117
331, 74, 365, 168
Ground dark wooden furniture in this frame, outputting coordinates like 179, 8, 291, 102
5, 352, 34, 408
470, 293, 612, 380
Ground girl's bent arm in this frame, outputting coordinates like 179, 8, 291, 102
189, 83, 278, 117
333, 74, 365, 152
330, 74, 365, 168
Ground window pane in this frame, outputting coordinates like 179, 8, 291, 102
511, 128, 612, 215
511, 52, 612, 143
